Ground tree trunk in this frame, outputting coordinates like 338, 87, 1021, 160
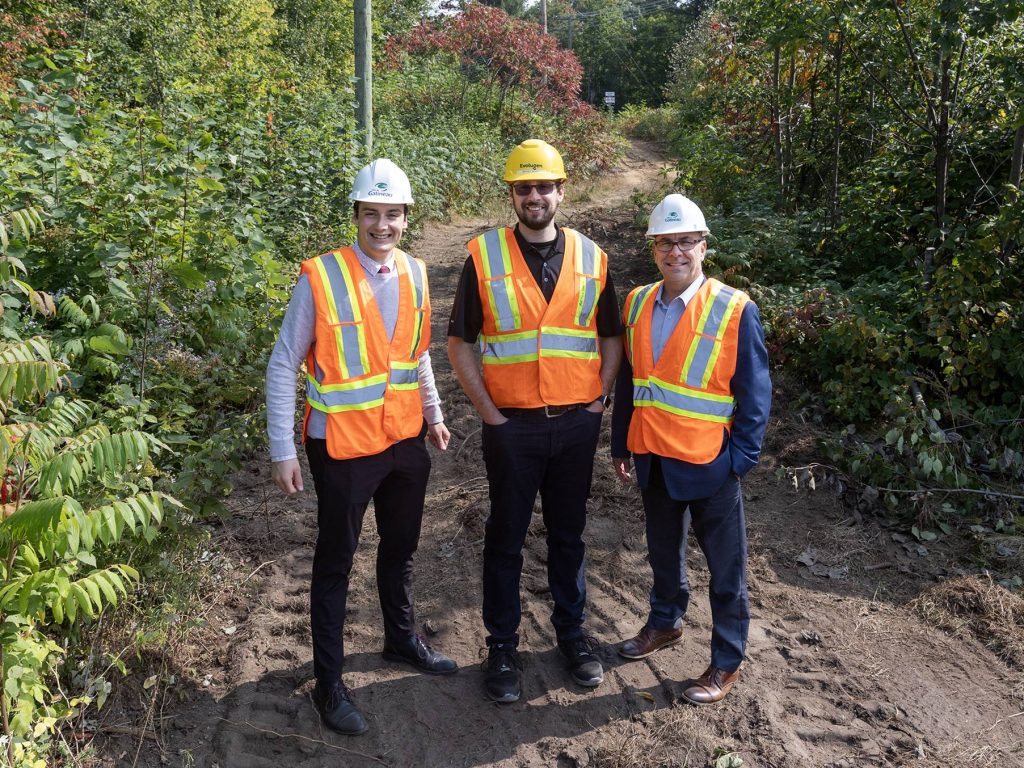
784, 50, 797, 211
830, 29, 844, 229
1001, 122, 1024, 259
771, 46, 785, 210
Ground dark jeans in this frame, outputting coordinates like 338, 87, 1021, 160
480, 407, 603, 647
641, 457, 749, 672
305, 431, 430, 688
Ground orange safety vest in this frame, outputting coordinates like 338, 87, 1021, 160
468, 227, 606, 408
623, 277, 749, 464
301, 247, 431, 460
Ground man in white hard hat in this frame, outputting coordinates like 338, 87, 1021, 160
266, 158, 457, 736
611, 193, 771, 705
448, 139, 623, 703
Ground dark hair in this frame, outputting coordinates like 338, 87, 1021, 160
352, 201, 410, 217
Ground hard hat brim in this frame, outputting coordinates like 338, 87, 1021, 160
502, 170, 567, 182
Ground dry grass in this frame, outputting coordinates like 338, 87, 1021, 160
911, 575, 1024, 669
589, 707, 718, 768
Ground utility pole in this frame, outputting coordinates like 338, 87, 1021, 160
354, 0, 373, 153
541, 0, 547, 34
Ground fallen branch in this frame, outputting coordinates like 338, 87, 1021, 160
218, 718, 387, 763
982, 710, 1024, 734
453, 427, 481, 461
877, 486, 1024, 501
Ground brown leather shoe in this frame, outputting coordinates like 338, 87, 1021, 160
681, 665, 740, 704
618, 625, 683, 659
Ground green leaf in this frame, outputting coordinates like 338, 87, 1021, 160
89, 335, 131, 356
196, 177, 226, 192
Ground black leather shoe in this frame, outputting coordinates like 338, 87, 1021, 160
312, 681, 368, 736
558, 635, 604, 687
482, 644, 521, 703
382, 635, 458, 675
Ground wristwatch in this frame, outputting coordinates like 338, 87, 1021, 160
597, 393, 612, 409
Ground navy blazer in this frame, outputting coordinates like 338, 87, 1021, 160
611, 299, 772, 501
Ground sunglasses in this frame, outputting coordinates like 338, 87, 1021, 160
511, 182, 560, 196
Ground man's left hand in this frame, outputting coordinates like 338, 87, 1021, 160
585, 399, 605, 414
427, 422, 451, 451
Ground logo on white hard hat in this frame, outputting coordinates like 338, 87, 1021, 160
368, 181, 391, 196
665, 211, 681, 222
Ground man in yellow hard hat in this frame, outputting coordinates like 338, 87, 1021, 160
448, 139, 623, 703
611, 193, 771, 705
267, 159, 457, 736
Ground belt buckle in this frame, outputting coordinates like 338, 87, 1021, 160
543, 404, 570, 418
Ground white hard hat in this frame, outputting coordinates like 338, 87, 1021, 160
349, 158, 414, 205
646, 194, 709, 237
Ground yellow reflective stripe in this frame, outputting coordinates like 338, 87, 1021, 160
307, 398, 384, 413
388, 360, 419, 390
306, 372, 387, 412
545, 326, 593, 338
634, 400, 733, 423
313, 258, 341, 325
308, 372, 387, 393
699, 290, 742, 388
647, 375, 734, 403
540, 349, 599, 360
482, 353, 538, 364
483, 329, 537, 343
478, 230, 522, 332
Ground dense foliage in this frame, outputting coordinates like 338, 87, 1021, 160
0, 0, 622, 761
662, 0, 1023, 530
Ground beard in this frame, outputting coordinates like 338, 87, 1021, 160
515, 201, 557, 231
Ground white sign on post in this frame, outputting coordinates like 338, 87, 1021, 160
603, 91, 616, 105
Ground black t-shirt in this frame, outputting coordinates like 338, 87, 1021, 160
447, 226, 622, 342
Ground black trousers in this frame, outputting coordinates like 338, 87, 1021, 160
305, 430, 430, 687
641, 457, 749, 672
480, 407, 603, 647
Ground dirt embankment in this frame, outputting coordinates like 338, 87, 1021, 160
95, 141, 1024, 768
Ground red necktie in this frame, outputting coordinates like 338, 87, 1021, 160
378, 265, 390, 274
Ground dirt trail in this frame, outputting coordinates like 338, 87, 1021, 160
100, 141, 1023, 768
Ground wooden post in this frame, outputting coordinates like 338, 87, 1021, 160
355, 0, 373, 153
541, 0, 547, 34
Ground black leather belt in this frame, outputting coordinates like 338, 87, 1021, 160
500, 403, 587, 419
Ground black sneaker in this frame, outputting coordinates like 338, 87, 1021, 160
482, 644, 522, 703
558, 635, 604, 688
382, 635, 458, 675
312, 681, 369, 736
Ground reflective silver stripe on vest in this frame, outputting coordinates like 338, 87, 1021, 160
306, 376, 387, 412
403, 252, 427, 356
479, 229, 518, 332
575, 234, 598, 325
627, 283, 658, 326
481, 333, 538, 361
404, 252, 425, 308
321, 252, 367, 378
633, 379, 736, 421
389, 364, 419, 386
539, 330, 598, 355
684, 285, 738, 389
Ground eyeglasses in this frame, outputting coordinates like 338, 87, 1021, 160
511, 182, 559, 196
654, 238, 705, 254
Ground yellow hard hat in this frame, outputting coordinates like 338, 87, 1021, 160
503, 139, 567, 182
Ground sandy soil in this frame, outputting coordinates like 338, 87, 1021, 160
93, 141, 1024, 768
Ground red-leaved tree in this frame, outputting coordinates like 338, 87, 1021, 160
384, 4, 595, 123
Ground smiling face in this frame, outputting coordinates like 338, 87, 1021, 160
509, 181, 564, 239
653, 232, 707, 294
353, 201, 408, 262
